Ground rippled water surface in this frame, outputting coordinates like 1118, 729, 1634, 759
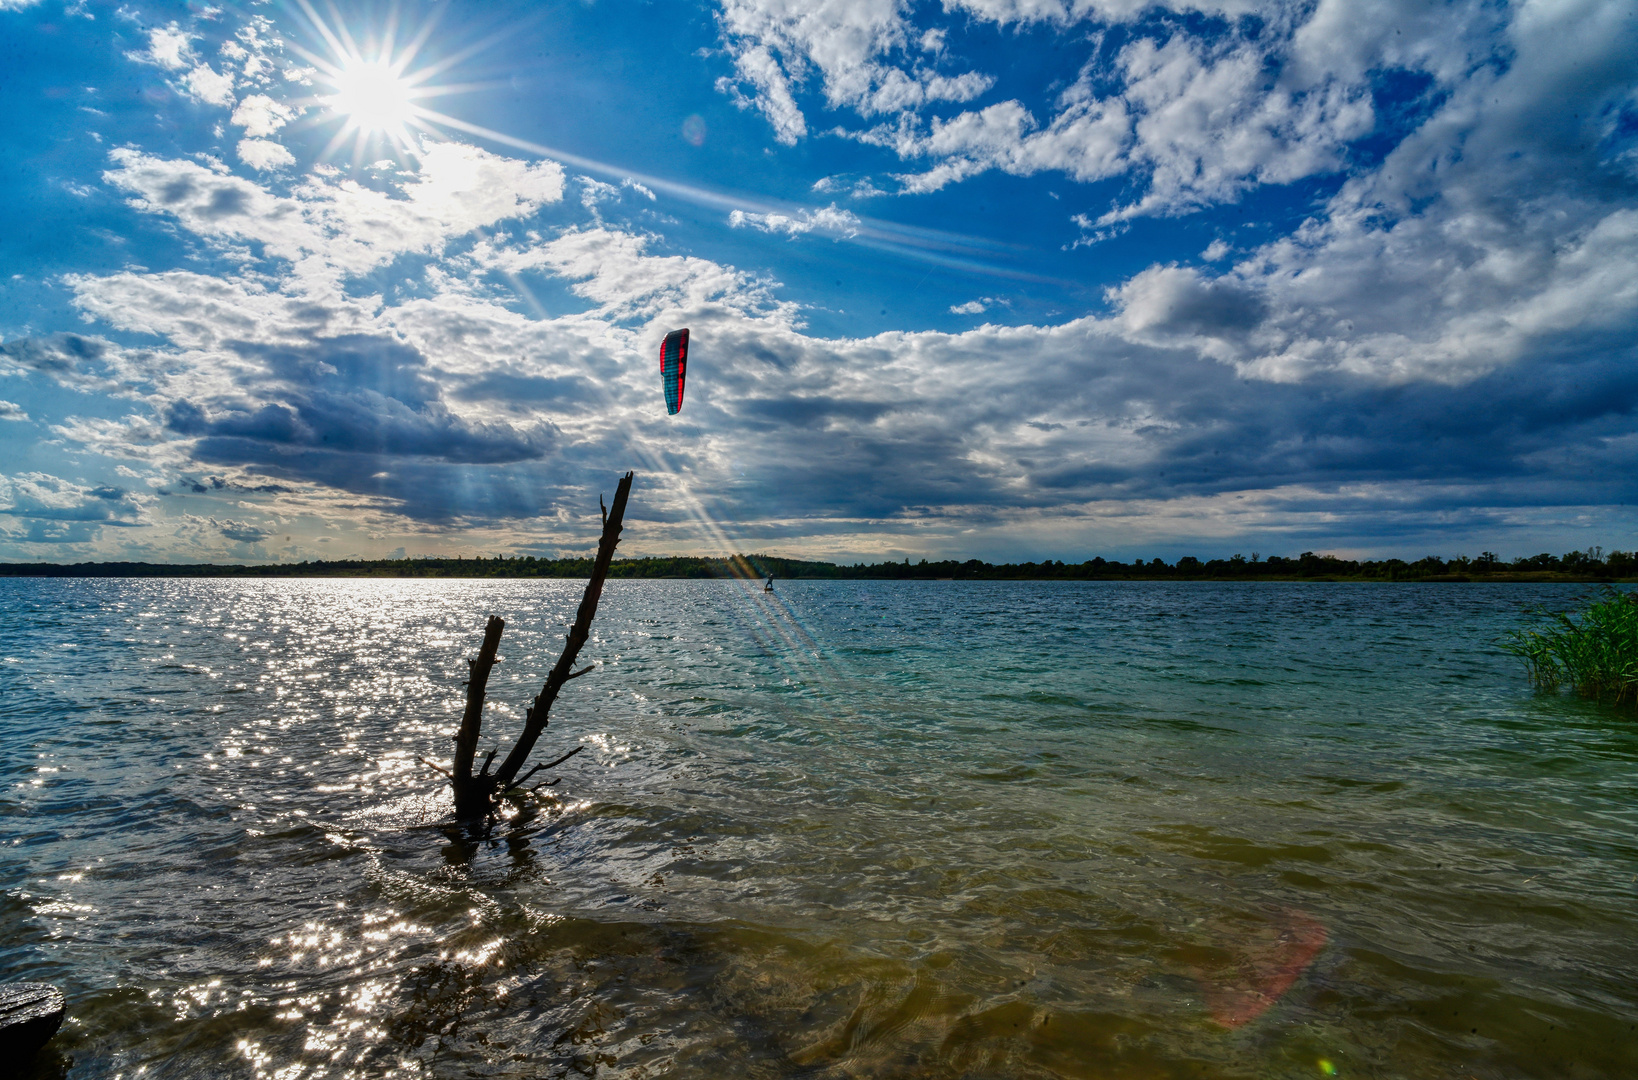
4, 578, 1637, 1079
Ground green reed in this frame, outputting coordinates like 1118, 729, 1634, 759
1504, 587, 1638, 706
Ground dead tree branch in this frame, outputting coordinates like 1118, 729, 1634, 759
449, 616, 505, 817
416, 756, 454, 780
500, 746, 584, 796
490, 471, 632, 792
438, 471, 634, 820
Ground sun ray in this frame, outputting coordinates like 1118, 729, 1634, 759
325, 0, 364, 64
293, 0, 350, 66
378, 6, 400, 67
287, 0, 1043, 283
482, 265, 844, 690
396, 8, 445, 72
413, 107, 1073, 284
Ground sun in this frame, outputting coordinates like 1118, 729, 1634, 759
289, 3, 472, 164
329, 58, 418, 136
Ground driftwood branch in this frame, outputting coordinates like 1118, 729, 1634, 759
439, 471, 634, 820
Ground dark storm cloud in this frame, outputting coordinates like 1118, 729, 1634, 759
1069, 354, 1638, 503
216, 519, 273, 543
735, 396, 894, 428
1114, 269, 1268, 339
153, 334, 559, 504
0, 333, 112, 384
673, 312, 1638, 530
235, 335, 442, 408
450, 372, 600, 407
195, 452, 598, 524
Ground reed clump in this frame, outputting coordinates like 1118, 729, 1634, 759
1504, 587, 1638, 706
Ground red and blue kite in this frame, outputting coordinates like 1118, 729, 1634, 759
659, 328, 688, 415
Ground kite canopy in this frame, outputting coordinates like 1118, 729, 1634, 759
660, 328, 688, 415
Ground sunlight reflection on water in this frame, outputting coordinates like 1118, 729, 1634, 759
3, 578, 1637, 1078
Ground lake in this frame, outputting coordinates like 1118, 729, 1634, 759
4, 578, 1636, 1079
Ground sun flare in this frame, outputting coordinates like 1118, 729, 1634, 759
289, 3, 469, 163
329, 59, 418, 136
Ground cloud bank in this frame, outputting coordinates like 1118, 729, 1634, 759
1, 0, 1635, 562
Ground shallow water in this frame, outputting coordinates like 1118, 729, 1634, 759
3, 578, 1636, 1079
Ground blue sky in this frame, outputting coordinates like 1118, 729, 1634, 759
1, 0, 1635, 564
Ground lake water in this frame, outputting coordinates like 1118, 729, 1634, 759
3, 578, 1636, 1079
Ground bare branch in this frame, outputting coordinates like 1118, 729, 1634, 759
499, 734, 585, 795
416, 756, 454, 780
536, 745, 583, 773
492, 472, 633, 790
435, 471, 634, 820
510, 764, 546, 789
452, 617, 504, 788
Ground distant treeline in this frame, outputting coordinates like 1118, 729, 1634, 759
1, 549, 1634, 581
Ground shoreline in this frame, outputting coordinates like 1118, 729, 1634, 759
0, 558, 1633, 584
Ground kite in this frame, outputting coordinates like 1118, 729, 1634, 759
659, 328, 689, 415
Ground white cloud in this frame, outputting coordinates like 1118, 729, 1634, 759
231, 93, 293, 136
580, 176, 621, 214
882, 96, 1132, 193
575, 176, 657, 220
813, 173, 888, 198
728, 203, 862, 239
875, 29, 1375, 211
950, 299, 987, 314
718, 44, 808, 145
132, 24, 195, 71
100, 140, 566, 281
0, 400, 29, 421
713, 0, 995, 146
1225, 202, 1638, 385
0, 471, 152, 544
709, 0, 1531, 222
1171, 0, 1638, 386
183, 62, 235, 106
1101, 35, 1373, 221
236, 138, 293, 171
471, 226, 786, 321
1201, 239, 1231, 261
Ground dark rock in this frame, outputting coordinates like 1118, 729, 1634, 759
0, 983, 65, 1060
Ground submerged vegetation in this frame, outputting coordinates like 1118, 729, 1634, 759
1505, 587, 1638, 706
2, 548, 1636, 581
